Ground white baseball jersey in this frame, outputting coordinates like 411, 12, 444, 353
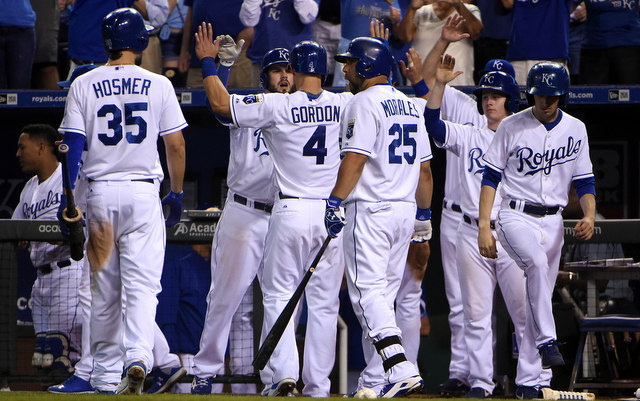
434, 123, 503, 220
483, 108, 594, 207
59, 65, 188, 181
230, 90, 353, 198
12, 164, 70, 266
439, 85, 488, 204
341, 85, 432, 202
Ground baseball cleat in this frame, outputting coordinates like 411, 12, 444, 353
465, 387, 491, 399
379, 375, 423, 398
48, 375, 96, 394
440, 378, 471, 397
191, 375, 213, 394
146, 366, 187, 394
515, 385, 542, 399
538, 340, 565, 369
115, 361, 147, 395
267, 378, 297, 396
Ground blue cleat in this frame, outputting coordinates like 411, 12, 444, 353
379, 375, 423, 398
146, 366, 187, 394
465, 387, 491, 399
48, 375, 96, 394
537, 340, 565, 369
191, 375, 213, 394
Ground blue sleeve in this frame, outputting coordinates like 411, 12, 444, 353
424, 107, 446, 144
573, 176, 596, 198
481, 166, 502, 189
207, 63, 233, 124
61, 132, 85, 189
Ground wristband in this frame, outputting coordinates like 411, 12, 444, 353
412, 79, 429, 97
202, 57, 218, 79
327, 195, 342, 208
416, 207, 431, 220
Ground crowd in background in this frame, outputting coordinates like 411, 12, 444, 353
1, 0, 640, 90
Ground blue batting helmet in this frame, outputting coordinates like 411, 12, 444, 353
479, 59, 516, 81
291, 41, 327, 80
102, 8, 150, 53
260, 48, 291, 88
526, 62, 569, 107
473, 71, 520, 115
335, 37, 393, 79
58, 64, 98, 88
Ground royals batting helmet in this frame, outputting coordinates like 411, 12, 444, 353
335, 37, 393, 79
260, 48, 291, 88
291, 41, 327, 80
526, 62, 569, 106
473, 71, 520, 115
102, 8, 150, 53
479, 59, 516, 82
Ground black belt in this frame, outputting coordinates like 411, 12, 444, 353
278, 192, 299, 200
463, 214, 495, 230
88, 178, 153, 184
233, 194, 273, 213
509, 201, 560, 217
37, 259, 71, 275
442, 200, 462, 213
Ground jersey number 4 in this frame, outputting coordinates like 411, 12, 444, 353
303, 126, 327, 164
97, 102, 148, 146
388, 123, 416, 164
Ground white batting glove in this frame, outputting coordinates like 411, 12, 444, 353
412, 208, 432, 243
217, 35, 245, 67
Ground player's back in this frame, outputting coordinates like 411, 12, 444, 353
60, 65, 187, 181
230, 90, 353, 199
342, 85, 431, 203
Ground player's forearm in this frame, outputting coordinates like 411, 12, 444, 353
415, 160, 433, 210
164, 131, 186, 193
330, 152, 368, 200
579, 193, 596, 221
452, 2, 483, 39
203, 74, 232, 118
421, 38, 449, 89
478, 185, 497, 228
427, 80, 445, 110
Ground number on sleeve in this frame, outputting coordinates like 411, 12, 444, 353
303, 126, 327, 165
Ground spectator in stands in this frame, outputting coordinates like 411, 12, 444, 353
567, 3, 586, 84
138, 0, 174, 75
13, 124, 83, 375
31, 0, 61, 89
504, 0, 573, 85
472, 0, 512, 83
395, 0, 483, 86
179, 0, 253, 88
332, 0, 401, 87
160, 0, 189, 87
241, 0, 318, 87
579, 0, 640, 85
0, 0, 36, 89
312, 0, 340, 85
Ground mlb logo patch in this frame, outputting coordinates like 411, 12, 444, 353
346, 120, 355, 139
243, 94, 264, 104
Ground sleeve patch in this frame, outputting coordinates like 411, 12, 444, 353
346, 119, 355, 139
242, 94, 264, 104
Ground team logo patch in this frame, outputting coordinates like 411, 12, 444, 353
346, 120, 355, 139
242, 94, 264, 104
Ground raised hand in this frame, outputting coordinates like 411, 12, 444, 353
399, 48, 424, 85
194, 22, 221, 61
441, 15, 470, 44
217, 35, 245, 67
369, 19, 389, 41
436, 54, 463, 84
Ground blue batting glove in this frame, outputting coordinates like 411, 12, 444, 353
57, 194, 70, 237
324, 195, 345, 238
162, 191, 183, 227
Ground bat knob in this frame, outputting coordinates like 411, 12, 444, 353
58, 143, 69, 153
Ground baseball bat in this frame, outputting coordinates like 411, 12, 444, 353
541, 388, 595, 400
253, 235, 333, 370
58, 143, 85, 261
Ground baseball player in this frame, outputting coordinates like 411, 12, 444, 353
478, 62, 596, 392
326, 36, 433, 398
190, 45, 293, 394
418, 16, 538, 396
57, 7, 187, 394
195, 23, 350, 397
12, 124, 83, 376
423, 52, 551, 398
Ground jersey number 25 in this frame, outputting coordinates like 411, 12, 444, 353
388, 123, 416, 164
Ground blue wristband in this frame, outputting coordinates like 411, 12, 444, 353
202, 57, 218, 79
416, 207, 431, 221
412, 80, 429, 98
327, 195, 342, 208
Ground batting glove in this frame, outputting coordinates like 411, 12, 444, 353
325, 195, 345, 238
412, 208, 432, 243
162, 191, 184, 227
57, 194, 70, 237
217, 35, 245, 67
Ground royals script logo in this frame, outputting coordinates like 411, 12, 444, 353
516, 137, 581, 176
